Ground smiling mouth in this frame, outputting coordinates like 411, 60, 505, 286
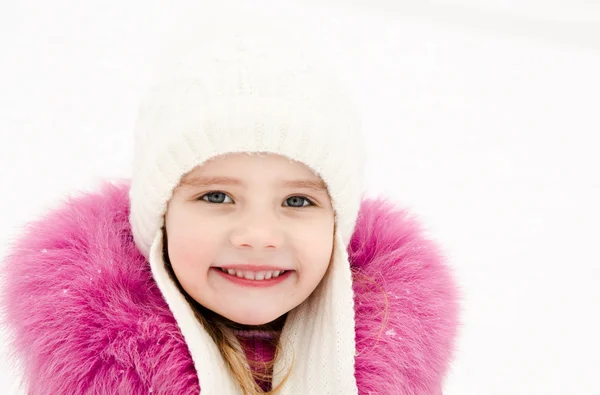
215, 268, 288, 281
212, 267, 293, 288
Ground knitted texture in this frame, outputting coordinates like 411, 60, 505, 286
129, 22, 365, 394
1, 182, 459, 394
130, 26, 365, 256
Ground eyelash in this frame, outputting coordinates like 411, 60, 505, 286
198, 191, 316, 208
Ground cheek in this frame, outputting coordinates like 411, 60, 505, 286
166, 213, 222, 281
294, 217, 335, 277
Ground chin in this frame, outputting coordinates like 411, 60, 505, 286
219, 307, 287, 327
227, 313, 278, 326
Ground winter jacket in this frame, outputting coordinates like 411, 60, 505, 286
1, 182, 459, 394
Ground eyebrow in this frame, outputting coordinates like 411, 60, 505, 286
179, 175, 328, 193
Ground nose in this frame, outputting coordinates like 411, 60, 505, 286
230, 209, 284, 250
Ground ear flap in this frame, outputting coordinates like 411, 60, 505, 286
148, 230, 241, 394
273, 232, 358, 394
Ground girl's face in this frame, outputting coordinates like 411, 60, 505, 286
164, 152, 335, 326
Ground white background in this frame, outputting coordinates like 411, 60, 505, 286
1, 1, 599, 394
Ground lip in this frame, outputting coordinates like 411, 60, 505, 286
215, 264, 290, 271
212, 267, 293, 288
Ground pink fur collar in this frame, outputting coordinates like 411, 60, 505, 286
2, 182, 459, 394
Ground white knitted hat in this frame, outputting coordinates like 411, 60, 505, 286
129, 21, 365, 394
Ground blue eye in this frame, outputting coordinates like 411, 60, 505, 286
201, 192, 233, 204
284, 196, 314, 208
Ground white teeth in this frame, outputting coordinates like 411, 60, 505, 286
220, 268, 287, 281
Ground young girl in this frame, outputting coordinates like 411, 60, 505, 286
1, 23, 459, 395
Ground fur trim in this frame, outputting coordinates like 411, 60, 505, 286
351, 198, 459, 394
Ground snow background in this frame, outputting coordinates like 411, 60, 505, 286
1, 1, 599, 393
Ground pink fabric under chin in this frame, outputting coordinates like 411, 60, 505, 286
233, 329, 280, 392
